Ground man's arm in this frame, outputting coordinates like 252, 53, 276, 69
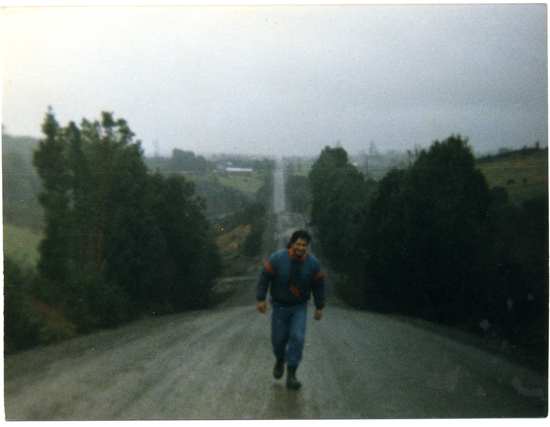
257, 300, 267, 313
256, 261, 275, 313
311, 272, 325, 311
311, 265, 325, 320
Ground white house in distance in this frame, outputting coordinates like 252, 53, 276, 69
214, 161, 254, 175
225, 167, 253, 174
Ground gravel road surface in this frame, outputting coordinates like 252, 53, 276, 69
4, 296, 547, 420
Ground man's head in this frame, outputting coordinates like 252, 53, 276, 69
288, 230, 311, 258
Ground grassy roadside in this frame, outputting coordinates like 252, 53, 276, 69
3, 223, 41, 268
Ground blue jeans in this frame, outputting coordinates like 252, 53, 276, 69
270, 302, 308, 367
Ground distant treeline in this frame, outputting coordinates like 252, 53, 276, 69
2, 134, 275, 232
146, 149, 275, 223
305, 136, 548, 361
5, 111, 225, 353
146, 149, 275, 175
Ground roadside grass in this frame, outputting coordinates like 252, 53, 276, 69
215, 224, 252, 259
478, 150, 548, 204
217, 174, 264, 200
3, 223, 41, 267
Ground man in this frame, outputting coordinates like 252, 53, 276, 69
256, 230, 325, 390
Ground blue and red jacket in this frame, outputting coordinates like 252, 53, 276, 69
256, 247, 325, 309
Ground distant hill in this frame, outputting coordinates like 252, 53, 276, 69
2, 134, 43, 232
477, 147, 548, 204
2, 134, 39, 155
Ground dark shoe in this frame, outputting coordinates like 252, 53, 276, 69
273, 359, 285, 380
286, 365, 302, 390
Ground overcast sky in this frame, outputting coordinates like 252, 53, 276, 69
2, 4, 547, 158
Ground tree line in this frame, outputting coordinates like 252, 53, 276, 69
5, 110, 223, 352
2, 132, 273, 233
307, 136, 548, 361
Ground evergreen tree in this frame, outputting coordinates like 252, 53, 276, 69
364, 135, 493, 324
309, 146, 366, 270
32, 108, 71, 293
33, 109, 222, 330
149, 173, 222, 310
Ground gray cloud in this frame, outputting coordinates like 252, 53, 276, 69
2, 4, 547, 157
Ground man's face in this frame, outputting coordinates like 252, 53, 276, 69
291, 238, 308, 258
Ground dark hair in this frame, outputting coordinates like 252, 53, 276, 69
287, 230, 311, 248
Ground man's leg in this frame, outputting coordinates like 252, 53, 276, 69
271, 304, 290, 378
286, 303, 308, 367
286, 303, 307, 389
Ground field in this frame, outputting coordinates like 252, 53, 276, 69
3, 223, 41, 267
217, 173, 265, 200
477, 149, 548, 204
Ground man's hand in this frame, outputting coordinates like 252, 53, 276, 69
314, 309, 323, 321
257, 300, 267, 313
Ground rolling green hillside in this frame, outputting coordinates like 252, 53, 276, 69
217, 174, 265, 200
3, 223, 41, 267
477, 148, 548, 204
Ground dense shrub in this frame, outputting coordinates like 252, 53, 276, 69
4, 257, 77, 353
366, 136, 494, 324
309, 136, 548, 356
4, 257, 42, 353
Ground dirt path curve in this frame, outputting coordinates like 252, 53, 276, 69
4, 299, 547, 420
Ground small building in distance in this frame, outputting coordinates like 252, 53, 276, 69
225, 167, 254, 174
214, 161, 255, 175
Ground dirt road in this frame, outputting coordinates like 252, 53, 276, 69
4, 291, 547, 420
5, 159, 547, 420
